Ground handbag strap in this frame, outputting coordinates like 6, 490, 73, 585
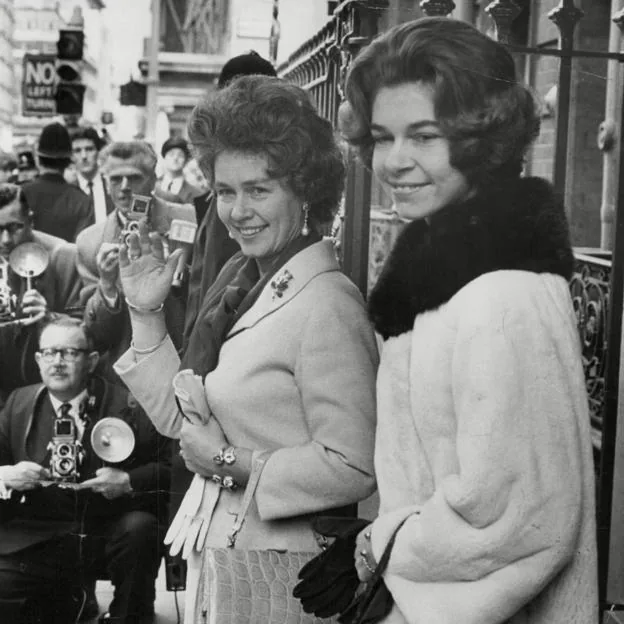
226, 450, 271, 548
368, 516, 409, 585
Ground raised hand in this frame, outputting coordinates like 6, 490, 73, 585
19, 289, 47, 326
118, 221, 183, 310
96, 242, 121, 296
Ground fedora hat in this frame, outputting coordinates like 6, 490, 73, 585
37, 122, 72, 159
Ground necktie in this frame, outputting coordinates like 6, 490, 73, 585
59, 403, 71, 418
87, 180, 94, 202
167, 179, 174, 192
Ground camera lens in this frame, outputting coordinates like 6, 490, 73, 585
57, 458, 74, 475
57, 443, 72, 457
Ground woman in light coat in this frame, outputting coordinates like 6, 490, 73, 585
113, 76, 378, 620
340, 17, 597, 624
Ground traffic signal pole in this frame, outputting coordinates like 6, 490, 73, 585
145, 0, 160, 145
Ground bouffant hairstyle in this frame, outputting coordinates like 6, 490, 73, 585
0, 183, 29, 217
188, 75, 345, 226
340, 17, 540, 189
99, 141, 158, 176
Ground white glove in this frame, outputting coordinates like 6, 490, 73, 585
165, 474, 220, 558
172, 369, 212, 426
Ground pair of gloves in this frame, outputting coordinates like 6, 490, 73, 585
293, 516, 371, 619
294, 516, 396, 623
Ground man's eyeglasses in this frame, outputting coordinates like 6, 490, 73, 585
0, 223, 25, 236
38, 348, 90, 362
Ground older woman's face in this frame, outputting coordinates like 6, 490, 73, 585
371, 82, 472, 221
214, 151, 303, 272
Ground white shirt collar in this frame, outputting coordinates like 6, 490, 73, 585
49, 388, 89, 417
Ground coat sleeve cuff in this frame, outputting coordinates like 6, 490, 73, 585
113, 337, 183, 438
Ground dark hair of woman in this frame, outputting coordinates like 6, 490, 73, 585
188, 75, 346, 226
340, 16, 540, 189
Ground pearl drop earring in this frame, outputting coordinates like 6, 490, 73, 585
301, 203, 310, 237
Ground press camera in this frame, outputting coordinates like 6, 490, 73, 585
120, 194, 152, 247
47, 416, 83, 483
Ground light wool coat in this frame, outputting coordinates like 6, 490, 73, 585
369, 271, 597, 624
115, 239, 378, 547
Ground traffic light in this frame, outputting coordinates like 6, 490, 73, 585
55, 28, 85, 115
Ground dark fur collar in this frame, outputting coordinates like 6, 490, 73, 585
368, 177, 574, 339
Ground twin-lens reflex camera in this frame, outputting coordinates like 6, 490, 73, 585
48, 416, 83, 483
119, 194, 152, 247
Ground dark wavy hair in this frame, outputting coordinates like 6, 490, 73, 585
339, 17, 540, 190
70, 126, 104, 151
188, 75, 345, 226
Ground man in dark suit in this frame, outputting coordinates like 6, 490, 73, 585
71, 127, 115, 224
21, 123, 94, 243
0, 315, 171, 624
76, 142, 190, 380
0, 183, 82, 409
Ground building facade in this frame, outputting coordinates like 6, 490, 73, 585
11, 0, 113, 148
0, 0, 15, 152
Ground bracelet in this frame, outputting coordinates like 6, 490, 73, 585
213, 446, 236, 466
360, 549, 376, 574
124, 296, 164, 314
130, 333, 168, 355
210, 474, 238, 490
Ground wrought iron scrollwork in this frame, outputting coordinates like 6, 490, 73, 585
569, 254, 611, 450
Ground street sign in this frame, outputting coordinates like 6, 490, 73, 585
22, 54, 57, 117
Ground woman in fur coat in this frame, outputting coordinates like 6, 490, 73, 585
339, 17, 598, 624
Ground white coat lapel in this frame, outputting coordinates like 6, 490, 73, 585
227, 239, 340, 338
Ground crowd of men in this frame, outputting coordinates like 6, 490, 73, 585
0, 50, 277, 624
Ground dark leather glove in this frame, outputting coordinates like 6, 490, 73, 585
293, 516, 370, 618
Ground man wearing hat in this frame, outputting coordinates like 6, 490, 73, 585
158, 137, 202, 204
21, 123, 94, 243
71, 126, 115, 224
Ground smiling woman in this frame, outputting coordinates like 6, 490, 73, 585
335, 16, 597, 624
112, 75, 379, 623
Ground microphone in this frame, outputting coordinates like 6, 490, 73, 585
168, 219, 198, 287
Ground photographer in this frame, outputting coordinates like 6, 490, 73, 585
0, 183, 82, 409
0, 315, 171, 624
76, 142, 188, 379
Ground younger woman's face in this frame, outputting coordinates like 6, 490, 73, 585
371, 82, 472, 221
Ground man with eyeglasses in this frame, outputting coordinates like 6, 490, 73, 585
0, 183, 82, 410
76, 141, 188, 381
0, 315, 171, 624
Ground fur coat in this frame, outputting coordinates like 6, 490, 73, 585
367, 177, 597, 624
